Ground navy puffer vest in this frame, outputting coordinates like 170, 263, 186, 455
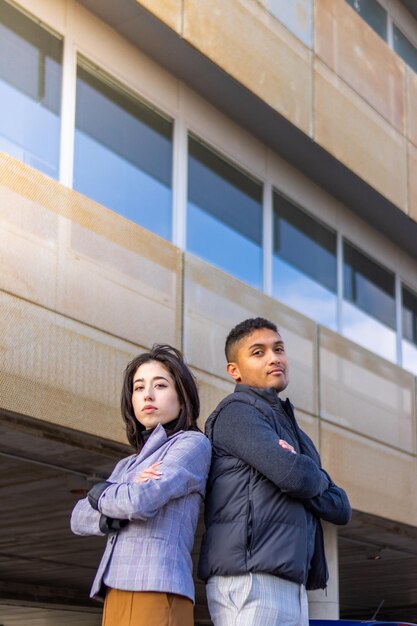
198, 387, 328, 590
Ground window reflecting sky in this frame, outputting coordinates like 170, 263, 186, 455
262, 0, 313, 48
393, 24, 417, 74
402, 341, 417, 375
343, 242, 396, 361
187, 137, 263, 289
74, 65, 173, 241
0, 0, 62, 178
342, 300, 397, 362
273, 194, 337, 329
402, 285, 417, 374
402, 285, 417, 345
343, 241, 396, 328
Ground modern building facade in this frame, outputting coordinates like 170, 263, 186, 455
1, 0, 417, 624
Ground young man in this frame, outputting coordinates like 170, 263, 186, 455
198, 317, 351, 626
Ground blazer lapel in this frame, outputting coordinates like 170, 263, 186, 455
122, 425, 184, 482
138, 423, 168, 463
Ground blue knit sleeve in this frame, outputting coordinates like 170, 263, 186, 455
301, 470, 352, 525
212, 402, 329, 500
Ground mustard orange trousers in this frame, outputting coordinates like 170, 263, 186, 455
102, 588, 194, 626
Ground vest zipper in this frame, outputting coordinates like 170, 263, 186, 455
246, 468, 254, 558
246, 500, 254, 555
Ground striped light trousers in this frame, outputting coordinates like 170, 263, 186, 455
206, 573, 309, 626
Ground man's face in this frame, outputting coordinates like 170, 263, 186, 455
226, 328, 289, 392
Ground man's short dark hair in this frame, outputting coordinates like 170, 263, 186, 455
225, 317, 278, 362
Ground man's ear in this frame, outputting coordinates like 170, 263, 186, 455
226, 362, 241, 382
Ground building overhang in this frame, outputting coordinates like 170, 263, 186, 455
79, 0, 417, 262
402, 0, 417, 22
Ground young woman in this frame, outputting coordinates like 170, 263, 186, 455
71, 344, 211, 626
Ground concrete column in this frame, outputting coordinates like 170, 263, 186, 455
307, 522, 340, 618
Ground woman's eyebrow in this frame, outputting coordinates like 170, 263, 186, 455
133, 375, 170, 384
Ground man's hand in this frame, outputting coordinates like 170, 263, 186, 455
135, 461, 162, 483
278, 439, 296, 454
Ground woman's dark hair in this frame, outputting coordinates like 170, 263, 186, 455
121, 344, 200, 452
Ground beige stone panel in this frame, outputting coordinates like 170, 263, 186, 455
259, 0, 313, 48
61, 253, 179, 348
0, 154, 71, 225
408, 141, 417, 222
193, 368, 234, 429
134, 0, 182, 33
315, 0, 405, 131
0, 290, 139, 444
59, 221, 182, 348
0, 155, 177, 271
0, 182, 58, 241
0, 183, 59, 308
297, 410, 319, 447
183, 0, 313, 135
184, 254, 318, 415
406, 68, 417, 147
320, 422, 417, 526
0, 226, 57, 309
314, 61, 407, 211
0, 154, 182, 347
319, 328, 416, 454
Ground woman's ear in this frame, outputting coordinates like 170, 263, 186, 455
226, 362, 241, 382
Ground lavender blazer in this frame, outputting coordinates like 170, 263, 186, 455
70, 425, 211, 602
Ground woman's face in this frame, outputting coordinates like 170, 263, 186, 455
132, 360, 181, 430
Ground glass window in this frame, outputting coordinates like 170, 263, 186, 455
402, 285, 417, 375
393, 25, 417, 74
343, 241, 396, 361
0, 0, 62, 178
345, 0, 387, 40
272, 193, 337, 329
187, 137, 263, 289
261, 0, 313, 48
74, 62, 173, 241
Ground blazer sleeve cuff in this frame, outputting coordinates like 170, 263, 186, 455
98, 514, 129, 534
87, 481, 112, 510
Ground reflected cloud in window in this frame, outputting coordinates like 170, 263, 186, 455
187, 137, 263, 289
261, 0, 313, 48
0, 0, 62, 178
343, 241, 396, 361
74, 63, 173, 241
273, 193, 337, 329
402, 285, 417, 375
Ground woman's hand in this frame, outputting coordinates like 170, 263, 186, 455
278, 439, 297, 454
135, 461, 162, 483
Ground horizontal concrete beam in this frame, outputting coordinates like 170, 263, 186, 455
402, 0, 417, 21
